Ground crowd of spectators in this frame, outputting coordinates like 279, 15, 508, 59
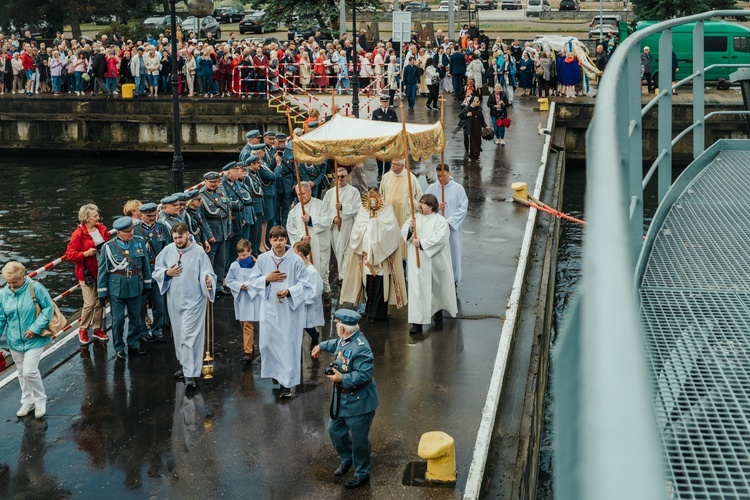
0, 20, 606, 100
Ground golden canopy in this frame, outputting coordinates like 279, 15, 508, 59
292, 114, 446, 165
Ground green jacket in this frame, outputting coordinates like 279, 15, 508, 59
0, 278, 54, 352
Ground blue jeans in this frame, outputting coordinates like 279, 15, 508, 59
135, 75, 145, 95
148, 74, 159, 89
161, 75, 170, 93
493, 122, 506, 139
51, 76, 61, 93
405, 84, 417, 109
106, 77, 117, 93
201, 75, 212, 94
74, 71, 84, 92
67, 74, 75, 92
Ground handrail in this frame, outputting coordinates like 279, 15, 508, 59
555, 10, 750, 500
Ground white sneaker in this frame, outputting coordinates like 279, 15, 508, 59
17, 404, 34, 417
12, 90, 16, 94
34, 401, 46, 419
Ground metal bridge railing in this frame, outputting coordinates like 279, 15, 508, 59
554, 10, 750, 500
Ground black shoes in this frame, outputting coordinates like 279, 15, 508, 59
242, 352, 254, 364
185, 378, 197, 389
128, 347, 147, 356
409, 324, 423, 335
174, 369, 185, 379
432, 310, 443, 323
143, 333, 165, 343
345, 475, 370, 489
115, 350, 126, 360
333, 463, 352, 477
279, 386, 292, 398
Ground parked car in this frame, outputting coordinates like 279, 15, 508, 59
143, 15, 182, 29
213, 7, 244, 24
474, 0, 498, 9
501, 0, 523, 10
526, 0, 551, 16
181, 15, 221, 39
402, 2, 432, 11
239, 11, 276, 34
588, 15, 622, 39
7, 21, 57, 39
436, 0, 460, 11
287, 24, 336, 42
558, 0, 580, 10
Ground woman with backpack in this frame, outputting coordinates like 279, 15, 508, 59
0, 261, 55, 419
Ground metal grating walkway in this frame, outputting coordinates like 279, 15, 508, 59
639, 150, 750, 498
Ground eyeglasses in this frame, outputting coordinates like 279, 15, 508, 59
337, 175, 347, 178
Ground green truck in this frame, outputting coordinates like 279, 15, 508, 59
635, 20, 750, 81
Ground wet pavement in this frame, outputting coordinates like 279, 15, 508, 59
0, 93, 551, 499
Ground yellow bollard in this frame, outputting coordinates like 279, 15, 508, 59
512, 182, 529, 201
418, 431, 457, 483
538, 97, 549, 111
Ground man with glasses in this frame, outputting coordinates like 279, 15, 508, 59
323, 166, 361, 278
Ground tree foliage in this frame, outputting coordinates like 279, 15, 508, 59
248, 0, 384, 35
633, 0, 737, 21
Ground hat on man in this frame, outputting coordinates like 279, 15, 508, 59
113, 216, 135, 232
644, 46, 650, 51
203, 171, 221, 180
236, 160, 247, 167
251, 144, 266, 151
275, 133, 287, 140
187, 190, 200, 199
222, 161, 237, 172
263, 131, 276, 137
137, 46, 144, 51
334, 309, 361, 326
173, 192, 190, 202
138, 202, 158, 214
160, 195, 179, 205
245, 129, 260, 139
379, 94, 389, 102
247, 154, 260, 164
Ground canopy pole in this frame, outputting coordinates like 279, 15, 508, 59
334, 160, 341, 231
439, 94, 446, 216
399, 102, 420, 268
286, 108, 312, 246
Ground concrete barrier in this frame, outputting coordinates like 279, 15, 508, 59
540, 9, 634, 21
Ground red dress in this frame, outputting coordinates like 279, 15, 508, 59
314, 56, 328, 88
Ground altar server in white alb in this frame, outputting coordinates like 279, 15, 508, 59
293, 241, 324, 348
249, 226, 312, 398
152, 222, 216, 389
286, 182, 334, 306
323, 166, 361, 277
225, 239, 260, 364
425, 165, 468, 286
401, 194, 458, 335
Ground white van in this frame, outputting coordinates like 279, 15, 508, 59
526, 0, 551, 16
436, 0, 460, 10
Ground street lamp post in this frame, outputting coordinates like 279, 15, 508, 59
352, 0, 360, 117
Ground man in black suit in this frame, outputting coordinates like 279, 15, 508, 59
371, 95, 398, 183
449, 47, 467, 100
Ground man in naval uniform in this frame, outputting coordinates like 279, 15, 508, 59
255, 143, 282, 252
276, 133, 295, 227
239, 129, 261, 163
312, 309, 379, 490
184, 189, 211, 251
173, 192, 190, 219
263, 130, 277, 156
134, 203, 172, 343
222, 162, 245, 269
245, 155, 266, 256
97, 216, 152, 360
234, 161, 256, 243
199, 171, 233, 295
158, 195, 183, 230
371, 95, 398, 183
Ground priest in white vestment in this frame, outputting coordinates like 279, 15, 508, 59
341, 187, 407, 322
152, 223, 217, 388
401, 194, 458, 334
425, 165, 469, 285
287, 182, 334, 304
323, 166, 362, 277
249, 226, 312, 398
380, 158, 422, 261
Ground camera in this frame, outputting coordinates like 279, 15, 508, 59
324, 363, 337, 376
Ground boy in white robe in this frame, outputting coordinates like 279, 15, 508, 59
401, 194, 458, 335
226, 239, 259, 364
293, 241, 324, 348
425, 165, 469, 285
249, 226, 312, 398
152, 222, 217, 389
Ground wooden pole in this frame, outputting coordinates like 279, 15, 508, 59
286, 108, 311, 246
331, 86, 336, 112
334, 160, 341, 231
439, 94, 446, 216
399, 102, 420, 268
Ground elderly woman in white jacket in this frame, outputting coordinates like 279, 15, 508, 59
466, 52, 485, 97
143, 47, 161, 97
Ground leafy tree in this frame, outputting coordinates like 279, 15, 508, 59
248, 0, 384, 35
633, 0, 737, 21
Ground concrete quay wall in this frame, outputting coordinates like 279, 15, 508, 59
0, 97, 287, 154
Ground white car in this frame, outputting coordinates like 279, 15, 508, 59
526, 0, 551, 16
436, 0, 460, 10
501, 0, 522, 10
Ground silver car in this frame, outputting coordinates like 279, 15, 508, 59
501, 0, 522, 10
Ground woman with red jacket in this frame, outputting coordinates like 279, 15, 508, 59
65, 203, 110, 345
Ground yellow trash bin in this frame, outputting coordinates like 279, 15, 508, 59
121, 83, 135, 99
538, 98, 549, 111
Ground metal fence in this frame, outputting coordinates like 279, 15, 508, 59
554, 10, 750, 500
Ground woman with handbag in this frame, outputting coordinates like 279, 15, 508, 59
65, 203, 110, 345
458, 95, 487, 161
487, 84, 510, 146
0, 261, 54, 419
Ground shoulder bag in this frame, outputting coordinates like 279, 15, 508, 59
29, 280, 67, 337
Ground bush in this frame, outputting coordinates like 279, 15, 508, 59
97, 22, 154, 44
